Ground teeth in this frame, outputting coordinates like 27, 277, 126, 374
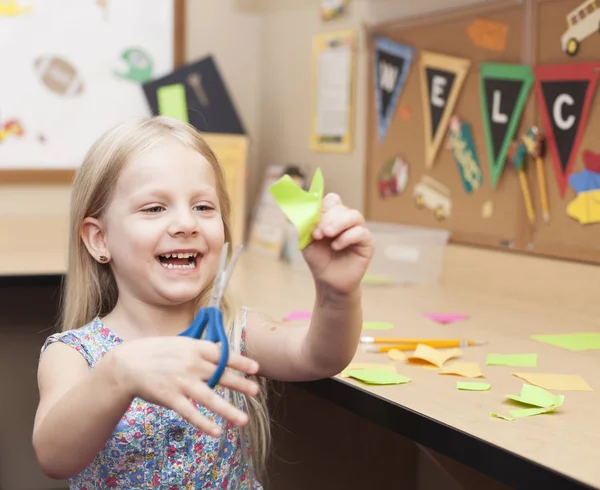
159, 252, 198, 259
160, 261, 197, 270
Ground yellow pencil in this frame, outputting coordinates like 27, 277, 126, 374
363, 339, 487, 352
523, 127, 550, 223
518, 170, 536, 225
361, 336, 478, 344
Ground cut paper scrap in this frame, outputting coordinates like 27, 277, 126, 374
345, 369, 411, 385
512, 373, 593, 392
467, 19, 508, 53
362, 274, 394, 285
423, 313, 469, 325
114, 47, 153, 83
0, 0, 32, 16
481, 200, 493, 218
569, 168, 600, 193
531, 332, 600, 351
408, 344, 462, 368
363, 322, 394, 330
387, 349, 407, 361
457, 381, 490, 391
490, 412, 514, 422
420, 51, 471, 169
492, 383, 565, 421
566, 190, 600, 224
269, 168, 324, 250
486, 353, 538, 367
283, 310, 312, 322
339, 363, 396, 379
157, 83, 189, 123
439, 362, 483, 378
534, 62, 600, 198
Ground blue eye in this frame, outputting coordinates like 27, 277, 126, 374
143, 205, 164, 213
195, 204, 214, 212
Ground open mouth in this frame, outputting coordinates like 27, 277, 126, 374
157, 251, 199, 270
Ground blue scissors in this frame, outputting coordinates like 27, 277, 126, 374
178, 242, 243, 389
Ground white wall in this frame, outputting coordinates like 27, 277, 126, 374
256, 0, 491, 212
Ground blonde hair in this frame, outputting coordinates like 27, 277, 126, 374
61, 115, 270, 481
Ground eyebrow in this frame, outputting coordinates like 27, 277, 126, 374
130, 186, 218, 202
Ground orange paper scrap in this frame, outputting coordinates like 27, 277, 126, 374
439, 362, 484, 378
387, 349, 407, 361
512, 373, 593, 391
467, 19, 508, 53
408, 344, 462, 368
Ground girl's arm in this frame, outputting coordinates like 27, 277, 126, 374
245, 193, 373, 381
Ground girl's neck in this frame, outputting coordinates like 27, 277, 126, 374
101, 296, 197, 340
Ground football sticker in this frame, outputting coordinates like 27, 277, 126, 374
34, 55, 84, 96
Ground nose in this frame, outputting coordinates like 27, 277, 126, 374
167, 208, 199, 237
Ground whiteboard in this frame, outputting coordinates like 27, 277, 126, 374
0, 0, 174, 170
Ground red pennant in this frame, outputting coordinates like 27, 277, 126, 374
533, 62, 600, 198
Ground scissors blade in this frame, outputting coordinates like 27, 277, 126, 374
210, 243, 229, 306
211, 243, 243, 308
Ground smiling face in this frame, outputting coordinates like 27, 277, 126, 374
86, 137, 225, 308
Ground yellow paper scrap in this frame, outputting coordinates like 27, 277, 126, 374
512, 373, 593, 392
408, 344, 462, 368
339, 363, 395, 378
486, 353, 537, 367
439, 362, 483, 378
387, 349, 407, 361
490, 412, 515, 422
457, 381, 490, 391
566, 190, 600, 225
345, 369, 411, 385
269, 168, 324, 249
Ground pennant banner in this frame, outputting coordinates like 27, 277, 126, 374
534, 62, 600, 198
479, 63, 533, 188
419, 51, 471, 169
374, 36, 415, 141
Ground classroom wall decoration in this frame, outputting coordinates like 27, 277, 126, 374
374, 36, 415, 141
0, 0, 176, 173
419, 52, 470, 169
365, 0, 600, 265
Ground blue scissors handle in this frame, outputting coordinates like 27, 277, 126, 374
179, 306, 229, 389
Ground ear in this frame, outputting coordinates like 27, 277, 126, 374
81, 217, 110, 263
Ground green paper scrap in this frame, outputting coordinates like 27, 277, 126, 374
362, 274, 394, 285
344, 369, 411, 385
457, 381, 491, 391
486, 353, 538, 367
506, 384, 564, 409
157, 83, 189, 122
509, 404, 562, 419
490, 412, 515, 422
269, 168, 324, 250
531, 333, 600, 351
363, 322, 394, 330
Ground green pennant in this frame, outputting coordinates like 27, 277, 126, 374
479, 63, 533, 188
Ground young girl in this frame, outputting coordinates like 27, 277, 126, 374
33, 116, 374, 489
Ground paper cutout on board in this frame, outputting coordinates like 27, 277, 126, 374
363, 322, 394, 330
114, 47, 153, 83
439, 362, 483, 378
377, 156, 409, 198
413, 175, 452, 220
387, 349, 407, 361
447, 116, 483, 193
345, 369, 411, 385
486, 353, 538, 367
569, 168, 600, 193
408, 344, 462, 368
512, 373, 593, 391
374, 37, 415, 141
420, 52, 471, 168
423, 313, 469, 325
400, 105, 411, 121
157, 84, 189, 122
457, 381, 490, 391
0, 119, 24, 143
583, 149, 600, 173
561, 1, 599, 56
33, 56, 84, 97
531, 332, 600, 351
320, 0, 348, 21
283, 311, 312, 322
534, 62, 600, 198
481, 200, 493, 218
480, 63, 533, 187
567, 189, 600, 224
467, 19, 508, 53
0, 0, 32, 16
269, 168, 324, 250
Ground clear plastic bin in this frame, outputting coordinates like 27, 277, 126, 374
285, 221, 450, 285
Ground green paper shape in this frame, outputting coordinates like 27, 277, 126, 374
269, 168, 324, 249
157, 83, 189, 122
363, 322, 394, 330
114, 47, 153, 83
506, 384, 563, 408
479, 63, 534, 188
531, 333, 600, 351
490, 412, 514, 422
486, 353, 538, 367
457, 381, 490, 391
509, 403, 562, 419
345, 369, 411, 385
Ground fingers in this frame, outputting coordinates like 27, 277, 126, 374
313, 199, 365, 241
170, 394, 225, 437
330, 225, 373, 254
217, 370, 260, 396
196, 341, 259, 376
321, 192, 342, 212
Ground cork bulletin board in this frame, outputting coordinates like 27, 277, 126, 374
365, 0, 600, 264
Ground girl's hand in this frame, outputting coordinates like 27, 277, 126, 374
303, 193, 374, 296
109, 337, 260, 437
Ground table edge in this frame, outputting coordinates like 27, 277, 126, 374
294, 378, 596, 490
